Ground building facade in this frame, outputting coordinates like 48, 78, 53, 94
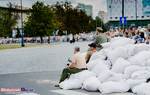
107, 0, 150, 29
76, 3, 93, 16
98, 11, 108, 23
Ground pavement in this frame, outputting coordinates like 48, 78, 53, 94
0, 41, 136, 95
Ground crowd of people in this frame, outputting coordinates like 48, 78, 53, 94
1, 24, 150, 45
104, 24, 150, 45
0, 33, 95, 45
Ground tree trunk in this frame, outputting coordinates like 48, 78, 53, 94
48, 36, 50, 44
40, 36, 43, 44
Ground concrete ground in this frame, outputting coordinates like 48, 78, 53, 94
0, 41, 135, 95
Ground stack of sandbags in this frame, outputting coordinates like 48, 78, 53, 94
59, 37, 150, 95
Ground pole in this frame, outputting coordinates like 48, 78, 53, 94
21, 0, 25, 47
135, 0, 137, 28
122, 0, 124, 30
96, 17, 97, 32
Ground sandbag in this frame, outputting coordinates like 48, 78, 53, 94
131, 83, 150, 95
106, 46, 129, 64
101, 42, 112, 49
91, 61, 109, 75
127, 51, 150, 66
111, 38, 135, 49
125, 44, 135, 56
97, 59, 112, 69
131, 70, 150, 79
110, 37, 124, 43
124, 65, 146, 79
146, 59, 150, 66
86, 60, 98, 71
111, 57, 131, 73
125, 78, 147, 88
97, 70, 114, 83
104, 72, 124, 82
89, 52, 106, 62
73, 70, 96, 83
134, 44, 150, 54
98, 81, 130, 93
59, 79, 82, 90
82, 76, 101, 91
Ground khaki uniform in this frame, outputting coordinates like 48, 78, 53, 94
59, 52, 87, 83
85, 51, 96, 63
94, 33, 107, 51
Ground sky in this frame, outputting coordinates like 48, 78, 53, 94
0, 0, 107, 18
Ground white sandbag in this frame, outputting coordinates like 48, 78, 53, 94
91, 61, 109, 75
134, 44, 150, 54
59, 79, 82, 90
127, 51, 150, 66
111, 57, 131, 73
110, 37, 124, 43
89, 52, 106, 62
86, 60, 98, 71
125, 78, 147, 88
98, 81, 130, 93
97, 70, 114, 83
111, 38, 135, 49
81, 52, 87, 57
101, 42, 112, 48
124, 65, 146, 79
132, 83, 150, 95
147, 66, 150, 72
104, 72, 124, 82
146, 59, 150, 66
131, 70, 150, 79
73, 70, 96, 83
83, 76, 101, 91
97, 59, 112, 69
125, 44, 135, 56
106, 46, 129, 64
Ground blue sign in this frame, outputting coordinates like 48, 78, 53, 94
110, 25, 113, 29
120, 17, 127, 24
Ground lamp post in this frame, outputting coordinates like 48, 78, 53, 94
135, 0, 137, 28
122, 0, 124, 30
21, 0, 25, 47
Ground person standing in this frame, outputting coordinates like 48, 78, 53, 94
93, 27, 107, 51
55, 46, 87, 87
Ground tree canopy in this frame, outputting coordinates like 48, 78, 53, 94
24, 1, 55, 43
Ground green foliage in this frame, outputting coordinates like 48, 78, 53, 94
24, 1, 55, 43
51, 1, 95, 35
0, 9, 16, 37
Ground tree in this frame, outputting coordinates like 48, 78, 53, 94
16, 27, 21, 38
0, 9, 16, 37
24, 1, 55, 44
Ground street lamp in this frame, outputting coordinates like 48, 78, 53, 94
21, 0, 25, 47
122, 0, 124, 29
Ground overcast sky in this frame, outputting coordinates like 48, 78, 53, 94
0, 0, 107, 18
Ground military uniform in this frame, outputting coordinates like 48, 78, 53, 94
93, 33, 107, 51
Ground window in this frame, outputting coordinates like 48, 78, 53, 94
110, 17, 112, 19
147, 16, 149, 17
141, 16, 144, 18
115, 17, 118, 19
131, 16, 134, 18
